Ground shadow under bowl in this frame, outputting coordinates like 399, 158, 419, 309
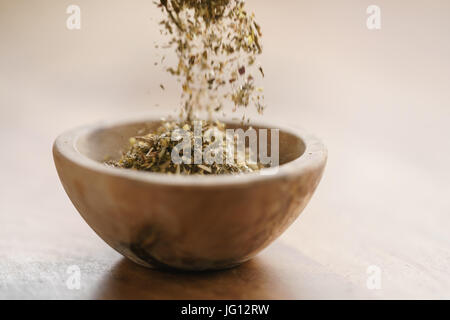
53, 118, 327, 271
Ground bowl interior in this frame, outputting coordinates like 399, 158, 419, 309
76, 120, 306, 166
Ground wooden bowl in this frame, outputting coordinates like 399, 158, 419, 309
53, 118, 327, 271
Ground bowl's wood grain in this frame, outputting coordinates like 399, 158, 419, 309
53, 119, 327, 271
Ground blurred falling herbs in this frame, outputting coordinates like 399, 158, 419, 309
108, 0, 267, 175
156, 0, 266, 120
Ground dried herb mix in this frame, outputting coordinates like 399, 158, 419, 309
107, 120, 264, 175
109, 0, 266, 175
157, 0, 265, 120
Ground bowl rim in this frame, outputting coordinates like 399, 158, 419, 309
53, 116, 327, 187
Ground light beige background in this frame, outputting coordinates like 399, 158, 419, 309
1, 0, 449, 299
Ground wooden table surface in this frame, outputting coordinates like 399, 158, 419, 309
1, 0, 449, 299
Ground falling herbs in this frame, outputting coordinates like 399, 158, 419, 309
157, 0, 265, 120
108, 0, 267, 175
